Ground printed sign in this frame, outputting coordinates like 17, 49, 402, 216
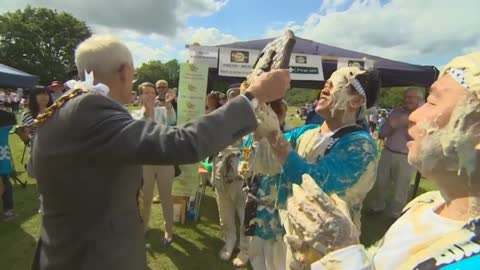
188, 46, 219, 68
218, 47, 261, 77
289, 53, 324, 81
337, 57, 375, 70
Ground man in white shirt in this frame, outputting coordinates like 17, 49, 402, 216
282, 51, 480, 270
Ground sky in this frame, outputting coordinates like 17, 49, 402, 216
0, 0, 479, 68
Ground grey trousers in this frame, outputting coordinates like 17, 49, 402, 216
369, 148, 415, 216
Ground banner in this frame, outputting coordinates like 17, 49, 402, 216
337, 57, 375, 70
289, 53, 324, 81
188, 46, 219, 68
218, 47, 261, 77
173, 63, 209, 197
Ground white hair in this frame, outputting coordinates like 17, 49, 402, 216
75, 35, 133, 80
404, 87, 423, 98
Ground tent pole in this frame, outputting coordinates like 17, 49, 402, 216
411, 172, 422, 200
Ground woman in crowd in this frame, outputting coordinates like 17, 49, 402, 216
131, 82, 176, 246
22, 87, 53, 143
22, 87, 53, 213
206, 91, 224, 113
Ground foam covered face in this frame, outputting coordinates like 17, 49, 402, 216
315, 67, 365, 118
407, 74, 479, 178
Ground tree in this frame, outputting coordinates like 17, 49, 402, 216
163, 59, 180, 87
135, 60, 180, 90
378, 87, 405, 109
285, 88, 320, 106
0, 6, 91, 85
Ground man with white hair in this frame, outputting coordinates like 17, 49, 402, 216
30, 35, 290, 270
283, 51, 480, 270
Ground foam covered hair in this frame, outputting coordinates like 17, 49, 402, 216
441, 51, 480, 98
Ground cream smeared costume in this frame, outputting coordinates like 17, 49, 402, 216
279, 68, 378, 269
213, 88, 250, 265
305, 52, 480, 270
243, 67, 378, 270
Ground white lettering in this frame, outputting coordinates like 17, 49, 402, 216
460, 242, 480, 257
434, 241, 480, 266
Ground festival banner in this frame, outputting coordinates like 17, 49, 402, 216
218, 47, 261, 77
188, 46, 219, 68
289, 53, 324, 81
173, 63, 209, 197
337, 57, 375, 70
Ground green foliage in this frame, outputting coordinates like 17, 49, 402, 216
0, 6, 92, 85
135, 59, 180, 91
210, 79, 229, 93
378, 87, 405, 109
285, 88, 320, 106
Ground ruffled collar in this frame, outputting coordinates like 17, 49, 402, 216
65, 71, 110, 96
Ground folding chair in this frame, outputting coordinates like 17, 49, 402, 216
13, 126, 30, 165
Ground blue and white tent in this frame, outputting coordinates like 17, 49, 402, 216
0, 63, 38, 88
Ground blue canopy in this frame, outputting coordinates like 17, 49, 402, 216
0, 63, 39, 88
214, 37, 439, 89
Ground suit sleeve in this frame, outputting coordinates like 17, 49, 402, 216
71, 94, 257, 165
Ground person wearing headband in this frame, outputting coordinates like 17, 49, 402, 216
256, 66, 381, 268
285, 52, 480, 270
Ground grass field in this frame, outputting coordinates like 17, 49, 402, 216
0, 108, 437, 270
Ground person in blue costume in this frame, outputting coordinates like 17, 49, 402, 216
242, 100, 317, 270
266, 67, 381, 269
0, 107, 16, 220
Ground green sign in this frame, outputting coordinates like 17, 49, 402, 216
173, 63, 209, 197
290, 66, 319, 74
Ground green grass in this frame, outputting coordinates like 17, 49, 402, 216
0, 109, 437, 270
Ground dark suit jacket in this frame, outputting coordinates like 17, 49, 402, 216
31, 93, 256, 270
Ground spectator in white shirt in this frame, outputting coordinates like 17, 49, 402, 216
131, 82, 177, 247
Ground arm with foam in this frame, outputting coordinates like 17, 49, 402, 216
247, 103, 284, 176
282, 133, 378, 192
